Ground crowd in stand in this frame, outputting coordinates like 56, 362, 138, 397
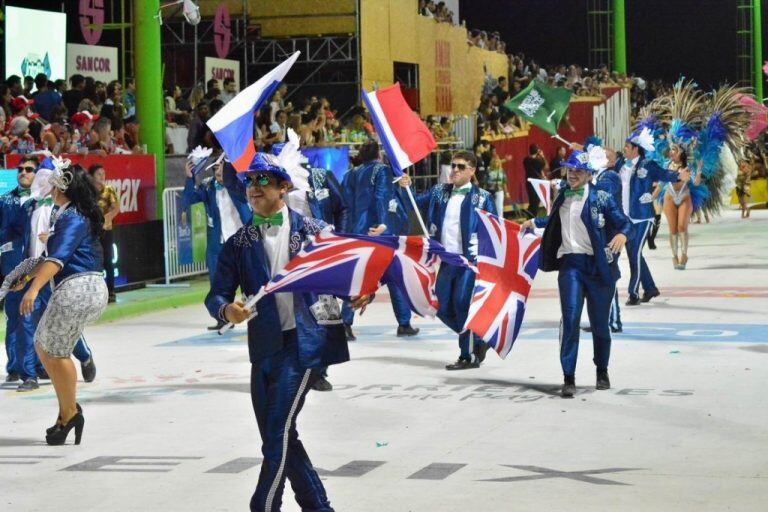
0, 73, 143, 157
418, 1, 508, 54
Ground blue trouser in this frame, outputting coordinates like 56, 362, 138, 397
4, 290, 43, 380
435, 263, 485, 360
626, 220, 657, 300
206, 238, 223, 287
249, 330, 333, 512
558, 254, 615, 377
609, 289, 622, 331
341, 285, 411, 327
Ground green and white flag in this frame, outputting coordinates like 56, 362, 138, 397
504, 81, 572, 135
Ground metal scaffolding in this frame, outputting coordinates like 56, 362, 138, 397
587, 0, 614, 71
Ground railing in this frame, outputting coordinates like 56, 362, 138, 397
158, 187, 208, 285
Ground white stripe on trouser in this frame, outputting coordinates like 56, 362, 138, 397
469, 331, 474, 358
631, 221, 652, 297
264, 369, 312, 512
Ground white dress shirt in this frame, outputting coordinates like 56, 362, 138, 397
441, 183, 470, 254
619, 157, 638, 217
29, 202, 53, 259
215, 185, 243, 243
261, 204, 296, 331
557, 184, 593, 258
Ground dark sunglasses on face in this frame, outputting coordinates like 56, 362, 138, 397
17, 166, 36, 174
246, 174, 272, 187
451, 162, 469, 171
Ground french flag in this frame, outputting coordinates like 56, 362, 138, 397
362, 83, 437, 176
207, 52, 300, 171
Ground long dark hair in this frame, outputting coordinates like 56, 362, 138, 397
63, 164, 104, 237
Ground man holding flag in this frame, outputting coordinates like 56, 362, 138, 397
205, 152, 355, 512
522, 147, 631, 398
402, 150, 497, 370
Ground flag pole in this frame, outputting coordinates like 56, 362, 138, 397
551, 134, 574, 147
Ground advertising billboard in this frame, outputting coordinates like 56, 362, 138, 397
67, 44, 119, 83
5, 6, 67, 82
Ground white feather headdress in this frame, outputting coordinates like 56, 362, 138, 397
274, 128, 310, 193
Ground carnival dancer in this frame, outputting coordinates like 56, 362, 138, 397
522, 148, 631, 397
17, 162, 108, 444
403, 150, 497, 370
205, 152, 353, 512
341, 140, 419, 339
618, 127, 687, 305
270, 131, 348, 392
183, 150, 252, 330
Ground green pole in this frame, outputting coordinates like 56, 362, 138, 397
754, 0, 764, 99
613, 0, 627, 73
133, 0, 165, 215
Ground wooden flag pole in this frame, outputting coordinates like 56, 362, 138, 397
394, 172, 429, 237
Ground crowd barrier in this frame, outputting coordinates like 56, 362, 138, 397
159, 187, 209, 285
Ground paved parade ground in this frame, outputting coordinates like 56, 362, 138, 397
2, 210, 767, 511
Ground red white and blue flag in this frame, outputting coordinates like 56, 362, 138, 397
527, 178, 553, 214
463, 209, 541, 359
207, 52, 300, 172
362, 83, 437, 175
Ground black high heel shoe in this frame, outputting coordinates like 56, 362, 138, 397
47, 403, 82, 436
46, 410, 84, 446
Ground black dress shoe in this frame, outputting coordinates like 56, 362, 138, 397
208, 319, 226, 331
473, 341, 490, 363
561, 376, 576, 398
81, 358, 97, 383
581, 326, 593, 333
625, 297, 642, 306
17, 378, 39, 392
610, 326, 623, 333
641, 290, 660, 303
596, 370, 610, 390
46, 410, 85, 446
647, 241, 657, 250
37, 368, 50, 380
344, 324, 356, 341
108, 294, 117, 304
445, 358, 480, 371
5, 372, 20, 383
311, 376, 333, 392
396, 324, 420, 337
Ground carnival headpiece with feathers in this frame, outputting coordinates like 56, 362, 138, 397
21, 156, 71, 205
187, 145, 215, 177
271, 129, 310, 194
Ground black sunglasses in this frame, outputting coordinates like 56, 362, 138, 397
246, 174, 272, 187
450, 163, 469, 170
17, 166, 36, 174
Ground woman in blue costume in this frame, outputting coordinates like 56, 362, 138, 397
16, 161, 108, 445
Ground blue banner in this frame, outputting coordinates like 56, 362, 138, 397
0, 169, 19, 195
175, 191, 193, 265
301, 147, 351, 181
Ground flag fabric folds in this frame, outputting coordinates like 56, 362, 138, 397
463, 209, 541, 359
207, 52, 300, 171
504, 81, 572, 135
362, 83, 437, 175
527, 178, 553, 214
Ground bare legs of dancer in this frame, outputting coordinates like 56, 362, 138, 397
663, 193, 693, 270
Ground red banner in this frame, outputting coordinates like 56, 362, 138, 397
5, 154, 157, 225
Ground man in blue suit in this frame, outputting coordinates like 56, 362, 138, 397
206, 153, 353, 512
342, 141, 419, 340
405, 150, 497, 370
1, 156, 96, 390
183, 154, 252, 329
523, 149, 631, 397
271, 143, 349, 392
619, 128, 686, 305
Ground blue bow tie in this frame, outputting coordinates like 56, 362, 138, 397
214, 181, 224, 191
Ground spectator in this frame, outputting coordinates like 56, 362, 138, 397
220, 78, 237, 103
8, 117, 36, 154
523, 144, 549, 217
31, 74, 61, 121
63, 74, 86, 117
269, 109, 289, 144
101, 80, 124, 123
188, 83, 205, 111
206, 78, 220, 96
187, 101, 211, 151
10, 95, 36, 120
54, 79, 67, 95
123, 78, 137, 122
493, 76, 509, 104
88, 164, 120, 303
550, 146, 568, 178
7, 75, 23, 97
204, 87, 220, 102
88, 117, 113, 155
23, 76, 34, 97
422, 0, 436, 17
0, 84, 12, 128
112, 118, 138, 153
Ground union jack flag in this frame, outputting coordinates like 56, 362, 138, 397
264, 231, 396, 297
382, 237, 474, 318
463, 209, 541, 359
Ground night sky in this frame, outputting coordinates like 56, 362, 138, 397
460, 0, 766, 89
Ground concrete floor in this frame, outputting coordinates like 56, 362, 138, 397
2, 209, 767, 511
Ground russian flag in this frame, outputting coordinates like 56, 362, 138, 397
362, 83, 437, 176
207, 52, 300, 171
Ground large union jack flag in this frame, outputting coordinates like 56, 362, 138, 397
463, 209, 541, 359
